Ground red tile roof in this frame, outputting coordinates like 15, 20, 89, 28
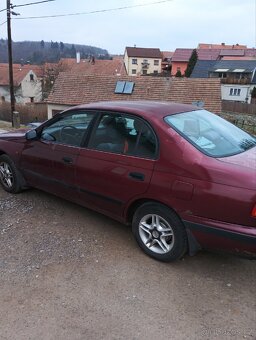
47, 73, 221, 113
0, 63, 43, 86
219, 49, 245, 56
198, 43, 247, 49
172, 49, 194, 62
161, 51, 174, 60
197, 49, 220, 60
69, 58, 126, 76
125, 47, 162, 59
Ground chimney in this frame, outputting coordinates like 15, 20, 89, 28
76, 52, 81, 64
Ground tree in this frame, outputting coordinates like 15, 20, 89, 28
41, 60, 69, 99
175, 70, 182, 77
60, 41, 65, 51
251, 86, 256, 98
40, 40, 45, 49
185, 49, 198, 78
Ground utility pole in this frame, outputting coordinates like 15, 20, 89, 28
6, 0, 15, 127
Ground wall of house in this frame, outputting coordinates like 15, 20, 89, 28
171, 62, 188, 76
21, 71, 42, 103
0, 85, 23, 103
124, 51, 162, 76
47, 104, 72, 119
221, 84, 251, 103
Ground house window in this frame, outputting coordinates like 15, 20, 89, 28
132, 59, 137, 64
153, 70, 158, 75
229, 88, 241, 96
154, 60, 159, 66
30, 74, 34, 81
132, 69, 136, 75
30, 97, 34, 103
142, 70, 147, 75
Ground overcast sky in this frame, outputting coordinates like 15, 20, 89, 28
0, 0, 255, 54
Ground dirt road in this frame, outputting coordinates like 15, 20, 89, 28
0, 188, 255, 340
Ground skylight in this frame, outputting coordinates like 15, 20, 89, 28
115, 81, 134, 94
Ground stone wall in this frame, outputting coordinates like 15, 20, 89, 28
220, 112, 256, 134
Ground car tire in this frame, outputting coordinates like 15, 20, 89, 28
0, 155, 27, 193
132, 202, 188, 262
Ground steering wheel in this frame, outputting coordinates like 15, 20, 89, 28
60, 126, 78, 144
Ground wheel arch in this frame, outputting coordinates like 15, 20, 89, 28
126, 198, 201, 256
126, 198, 180, 225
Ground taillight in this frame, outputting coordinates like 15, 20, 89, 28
251, 204, 256, 218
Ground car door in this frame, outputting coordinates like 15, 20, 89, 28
75, 111, 158, 219
20, 110, 95, 200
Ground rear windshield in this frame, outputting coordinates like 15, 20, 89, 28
165, 110, 256, 158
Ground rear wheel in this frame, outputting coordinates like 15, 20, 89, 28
0, 155, 26, 193
132, 203, 188, 262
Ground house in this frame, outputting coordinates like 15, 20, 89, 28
171, 49, 194, 76
171, 43, 252, 77
124, 47, 162, 76
0, 63, 43, 103
47, 72, 221, 118
191, 60, 256, 103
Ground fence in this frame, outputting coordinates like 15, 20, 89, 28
0, 102, 48, 125
222, 100, 256, 115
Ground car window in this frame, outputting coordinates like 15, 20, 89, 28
41, 111, 95, 147
88, 113, 157, 159
165, 110, 256, 157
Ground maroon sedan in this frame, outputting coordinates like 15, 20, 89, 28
0, 101, 255, 261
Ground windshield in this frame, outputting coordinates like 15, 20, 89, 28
165, 110, 256, 158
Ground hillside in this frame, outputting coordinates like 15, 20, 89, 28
0, 39, 110, 64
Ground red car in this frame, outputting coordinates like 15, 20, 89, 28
0, 101, 255, 261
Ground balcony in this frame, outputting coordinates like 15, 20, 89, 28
220, 77, 251, 85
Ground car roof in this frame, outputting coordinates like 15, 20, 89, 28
70, 101, 201, 120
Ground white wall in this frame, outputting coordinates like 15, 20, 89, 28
221, 84, 251, 103
21, 71, 42, 103
47, 104, 72, 119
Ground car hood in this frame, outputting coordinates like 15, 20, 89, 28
217, 147, 256, 171
0, 129, 29, 140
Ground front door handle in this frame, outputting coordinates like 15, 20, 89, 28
129, 172, 145, 181
62, 156, 73, 164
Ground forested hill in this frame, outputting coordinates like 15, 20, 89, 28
0, 39, 110, 64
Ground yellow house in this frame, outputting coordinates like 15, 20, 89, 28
124, 47, 162, 76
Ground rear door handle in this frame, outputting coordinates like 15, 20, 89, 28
129, 172, 145, 181
62, 156, 73, 164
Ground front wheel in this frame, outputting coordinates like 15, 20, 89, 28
0, 155, 26, 193
132, 203, 188, 262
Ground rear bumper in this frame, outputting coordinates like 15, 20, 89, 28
183, 219, 256, 259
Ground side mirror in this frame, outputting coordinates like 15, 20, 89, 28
26, 129, 38, 140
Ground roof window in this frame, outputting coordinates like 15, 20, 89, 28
115, 81, 134, 94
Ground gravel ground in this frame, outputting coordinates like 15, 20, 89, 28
0, 186, 256, 340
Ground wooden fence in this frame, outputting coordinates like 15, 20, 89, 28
0, 102, 48, 124
222, 100, 256, 115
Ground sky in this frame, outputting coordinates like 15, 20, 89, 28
0, 0, 255, 54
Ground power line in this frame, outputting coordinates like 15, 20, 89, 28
12, 0, 56, 8
0, 20, 7, 26
13, 0, 174, 20
0, 8, 7, 13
